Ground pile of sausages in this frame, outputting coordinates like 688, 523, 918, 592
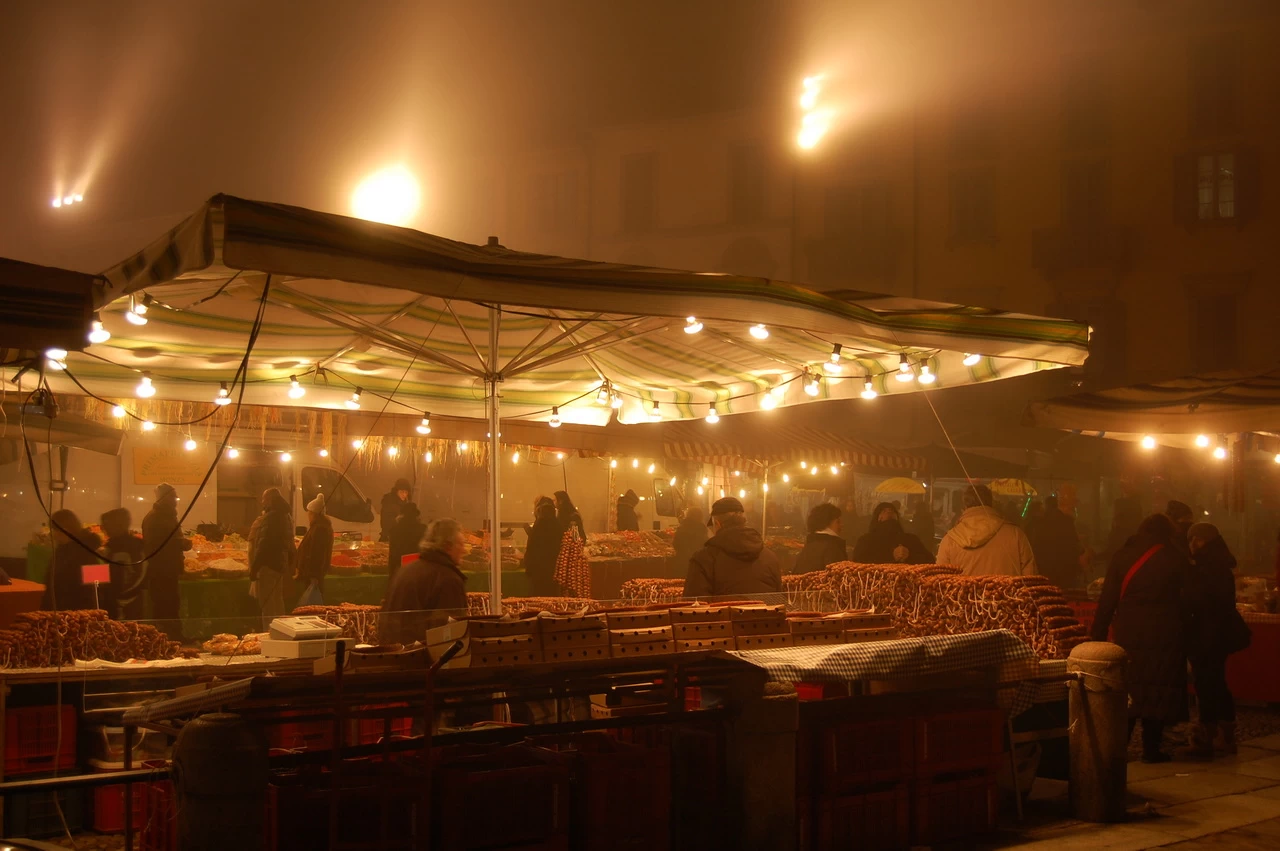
0, 610, 182, 668
290, 603, 381, 645
619, 578, 687, 605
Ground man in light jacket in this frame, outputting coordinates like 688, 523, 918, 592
936, 485, 1037, 577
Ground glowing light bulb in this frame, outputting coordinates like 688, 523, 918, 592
596, 385, 611, 406
810, 465, 818, 476
829, 465, 839, 475
424, 451, 433, 463
63, 196, 74, 205
684, 316, 703, 335
319, 449, 329, 458
801, 461, 808, 469
706, 404, 720, 424
280, 452, 292, 463
1195, 434, 1210, 448
227, 447, 240, 459
1274, 453, 1280, 464
733, 470, 741, 477
45, 348, 67, 361
824, 343, 843, 375
184, 439, 197, 451
346, 388, 362, 410
351, 165, 421, 226
111, 405, 126, 418
52, 198, 61, 208
696, 485, 705, 495
963, 353, 982, 367
417, 415, 432, 435
647, 463, 656, 474
797, 110, 832, 149
760, 392, 778, 411
1213, 446, 1227, 460
632, 458, 640, 469
610, 459, 617, 468
387, 446, 399, 457
555, 452, 565, 460
782, 474, 790, 483
511, 451, 520, 464
459, 442, 469, 451
669, 476, 677, 486
214, 382, 231, 406
352, 439, 364, 450
701, 477, 709, 486
88, 317, 111, 344
1140, 435, 1157, 450
898, 354, 911, 373
763, 483, 769, 493
610, 390, 624, 410
739, 488, 747, 499
140, 420, 156, 431
861, 377, 878, 400
918, 364, 937, 385
749, 324, 769, 340
648, 401, 662, 422
136, 373, 156, 398
549, 407, 562, 428
288, 376, 305, 399
804, 373, 820, 396
74, 194, 83, 202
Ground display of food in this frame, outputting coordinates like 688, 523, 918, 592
584, 531, 674, 561
202, 632, 267, 656
0, 610, 183, 668
290, 602, 381, 644
619, 578, 687, 605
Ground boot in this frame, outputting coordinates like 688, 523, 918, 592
1214, 721, 1238, 756
1175, 723, 1215, 761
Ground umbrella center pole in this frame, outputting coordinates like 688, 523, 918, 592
487, 307, 503, 613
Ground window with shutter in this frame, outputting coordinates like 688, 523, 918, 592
1174, 147, 1259, 227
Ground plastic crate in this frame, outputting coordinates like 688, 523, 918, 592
434, 746, 572, 850
914, 708, 1003, 776
4, 787, 85, 838
271, 711, 335, 751
5, 703, 77, 776
92, 774, 146, 833
911, 769, 998, 846
815, 783, 910, 851
354, 714, 413, 745
822, 716, 914, 791
139, 775, 177, 851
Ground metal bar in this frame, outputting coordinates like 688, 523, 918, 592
503, 316, 599, 375
0, 767, 170, 794
488, 307, 503, 611
315, 293, 433, 370
510, 317, 667, 377
124, 723, 134, 851
444, 299, 489, 372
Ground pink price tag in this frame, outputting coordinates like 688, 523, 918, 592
81, 564, 111, 584
401, 554, 418, 566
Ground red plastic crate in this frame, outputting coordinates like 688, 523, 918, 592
815, 784, 910, 851
92, 776, 146, 833
911, 769, 997, 845
434, 746, 572, 850
914, 708, 1003, 776
271, 711, 335, 752
354, 715, 413, 745
139, 778, 177, 851
794, 682, 848, 701
822, 717, 914, 791
5, 704, 77, 776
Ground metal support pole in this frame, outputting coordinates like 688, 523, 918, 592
761, 468, 768, 533
488, 307, 503, 612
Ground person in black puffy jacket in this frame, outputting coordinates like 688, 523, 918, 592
685, 498, 781, 598
793, 503, 848, 574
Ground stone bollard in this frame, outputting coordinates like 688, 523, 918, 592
1067, 641, 1129, 823
171, 712, 269, 851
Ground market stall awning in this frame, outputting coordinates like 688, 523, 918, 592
1023, 366, 1280, 436
27, 194, 1088, 426
662, 421, 926, 473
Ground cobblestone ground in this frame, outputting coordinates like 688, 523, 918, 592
1128, 704, 1280, 761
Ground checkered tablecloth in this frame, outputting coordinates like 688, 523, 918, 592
731, 629, 1043, 716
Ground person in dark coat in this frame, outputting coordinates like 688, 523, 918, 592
1030, 495, 1084, 590
1090, 513, 1193, 763
1165, 500, 1194, 555
141, 482, 192, 625
388, 503, 427, 583
249, 487, 295, 622
794, 503, 849, 574
554, 490, 586, 541
100, 508, 146, 620
671, 506, 709, 577
295, 495, 333, 596
615, 489, 641, 532
685, 498, 781, 598
523, 499, 563, 596
42, 509, 103, 612
853, 502, 933, 565
1181, 523, 1244, 757
379, 478, 413, 542
381, 518, 469, 644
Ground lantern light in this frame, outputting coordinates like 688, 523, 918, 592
706, 403, 720, 424
417, 415, 432, 435
684, 317, 703, 335
596, 384, 611, 406
749, 324, 769, 340
136, 373, 156, 398
861, 376, 878, 400
962, 353, 982, 367
287, 376, 305, 399
215, 382, 231, 406
345, 388, 362, 410
549, 407, 562, 428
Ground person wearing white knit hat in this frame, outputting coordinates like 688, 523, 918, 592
295, 493, 333, 601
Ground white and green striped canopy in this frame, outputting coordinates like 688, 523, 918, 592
63, 195, 1088, 425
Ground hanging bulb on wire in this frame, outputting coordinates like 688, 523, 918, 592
136, 372, 156, 398
861, 376, 878, 400
895, 354, 915, 383
184, 438, 197, 451
416, 414, 432, 435
824, 343, 843, 374
1194, 434, 1210, 448
706, 403, 720, 424
684, 316, 703, 335
760, 392, 778, 411
346, 388, 362, 410
214, 382, 231, 406
45, 348, 68, 370
227, 447, 240, 459
125, 294, 149, 326
803, 371, 820, 396
288, 375, 305, 399
549, 406, 562, 428
140, 419, 156, 431
111, 405, 126, 418
88, 314, 111, 344
648, 401, 662, 422
610, 389, 624, 409
749, 323, 769, 340
596, 384, 611, 406
918, 363, 937, 385
963, 353, 982, 367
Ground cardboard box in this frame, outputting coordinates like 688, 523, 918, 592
676, 637, 735, 652
542, 644, 611, 663
845, 627, 899, 644
464, 617, 538, 639
668, 605, 729, 623
539, 628, 609, 650
609, 626, 674, 643
734, 634, 793, 651
729, 604, 786, 620
610, 640, 676, 658
605, 609, 672, 629
845, 612, 895, 630
673, 620, 733, 640
791, 632, 845, 648
425, 621, 472, 668
788, 613, 879, 634
732, 617, 788, 636
536, 612, 607, 633
472, 635, 542, 667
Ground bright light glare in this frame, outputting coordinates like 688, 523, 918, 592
184, 439, 197, 451
797, 110, 832, 150
749, 324, 769, 340
51, 198, 61, 208
1213, 446, 1227, 460
280, 452, 292, 463
963, 353, 982, 367
1194, 434, 1210, 448
88, 320, 111, 344
351, 166, 421, 226
1140, 435, 1157, 450
760, 393, 778, 411
110, 405, 126, 418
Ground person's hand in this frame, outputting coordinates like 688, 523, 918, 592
893, 544, 910, 563
248, 581, 257, 597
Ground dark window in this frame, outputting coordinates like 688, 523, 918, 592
1062, 159, 1108, 228
728, 143, 767, 223
1197, 153, 1236, 220
1190, 293, 1238, 370
620, 152, 656, 232
1063, 61, 1109, 148
824, 184, 891, 241
950, 105, 997, 160
950, 169, 996, 242
1190, 35, 1236, 135
531, 171, 579, 233
1174, 147, 1259, 227
301, 467, 374, 524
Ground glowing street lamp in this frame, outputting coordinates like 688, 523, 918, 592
351, 166, 421, 226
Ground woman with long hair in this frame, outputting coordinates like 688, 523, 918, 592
552, 490, 590, 597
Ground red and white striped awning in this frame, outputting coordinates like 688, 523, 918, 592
662, 422, 925, 473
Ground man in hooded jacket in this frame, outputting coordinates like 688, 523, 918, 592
936, 485, 1037, 576
380, 478, 413, 542
615, 489, 641, 532
142, 482, 193, 624
684, 497, 781, 598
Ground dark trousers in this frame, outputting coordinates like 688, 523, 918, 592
1192, 654, 1236, 725
150, 574, 182, 631
1129, 717, 1166, 757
